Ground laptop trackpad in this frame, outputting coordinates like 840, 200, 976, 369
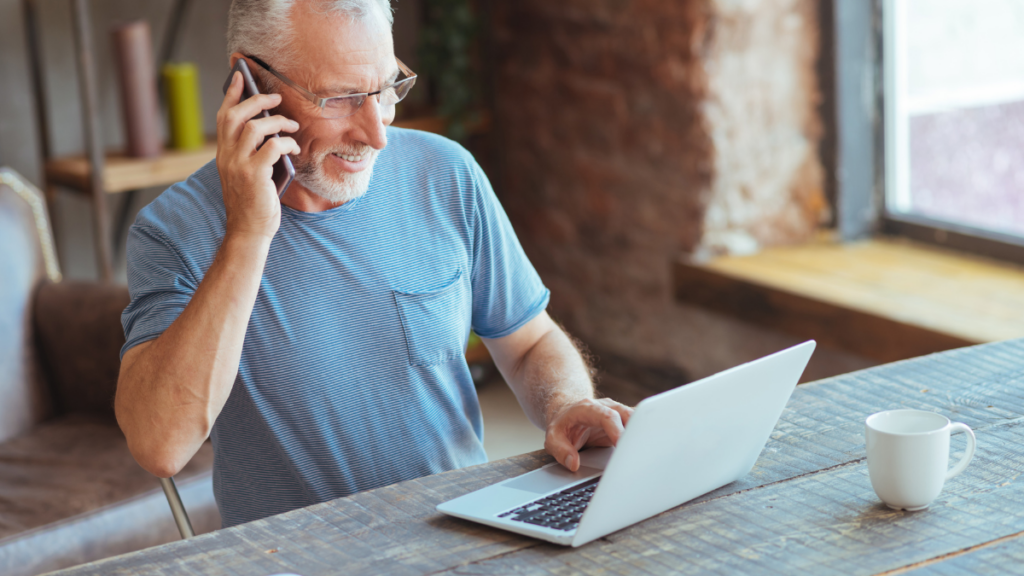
503, 465, 602, 494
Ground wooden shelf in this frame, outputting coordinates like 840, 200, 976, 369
43, 115, 487, 196
674, 235, 1024, 363
45, 143, 217, 194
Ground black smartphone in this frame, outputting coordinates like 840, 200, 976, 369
222, 58, 295, 197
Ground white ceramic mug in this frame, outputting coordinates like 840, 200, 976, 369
865, 409, 976, 511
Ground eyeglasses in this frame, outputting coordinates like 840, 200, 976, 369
247, 55, 417, 119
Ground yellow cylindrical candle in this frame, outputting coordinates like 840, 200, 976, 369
162, 62, 205, 150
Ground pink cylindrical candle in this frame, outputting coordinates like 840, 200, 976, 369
111, 20, 163, 158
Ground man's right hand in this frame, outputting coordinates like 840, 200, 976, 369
215, 70, 301, 241
117, 72, 300, 478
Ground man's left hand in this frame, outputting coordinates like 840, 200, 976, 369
545, 398, 634, 472
482, 312, 635, 472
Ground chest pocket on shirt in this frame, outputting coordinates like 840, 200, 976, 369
393, 268, 472, 367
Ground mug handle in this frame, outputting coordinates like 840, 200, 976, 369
946, 422, 976, 480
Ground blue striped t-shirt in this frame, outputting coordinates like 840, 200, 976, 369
120, 127, 550, 527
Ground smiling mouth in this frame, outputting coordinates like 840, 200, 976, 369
332, 152, 368, 162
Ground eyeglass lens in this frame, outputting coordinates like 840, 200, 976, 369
321, 77, 417, 119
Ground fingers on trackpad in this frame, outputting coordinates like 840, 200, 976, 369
503, 465, 602, 494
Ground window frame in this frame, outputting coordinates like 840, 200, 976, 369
834, 0, 1024, 266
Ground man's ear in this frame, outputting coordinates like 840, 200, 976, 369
228, 52, 245, 70
226, 52, 270, 93
227, 52, 269, 93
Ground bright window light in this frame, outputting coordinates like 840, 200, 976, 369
884, 0, 1024, 238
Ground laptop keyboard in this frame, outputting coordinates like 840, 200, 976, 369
498, 476, 601, 532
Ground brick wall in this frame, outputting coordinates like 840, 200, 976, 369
490, 0, 867, 389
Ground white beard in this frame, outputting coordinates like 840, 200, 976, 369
292, 147, 379, 204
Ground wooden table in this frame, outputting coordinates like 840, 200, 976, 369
50, 340, 1024, 575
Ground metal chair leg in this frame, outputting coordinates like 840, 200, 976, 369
159, 476, 195, 539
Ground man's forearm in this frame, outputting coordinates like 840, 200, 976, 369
115, 232, 271, 477
487, 313, 632, 471
499, 320, 596, 430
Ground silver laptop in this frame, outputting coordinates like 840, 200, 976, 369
437, 340, 816, 547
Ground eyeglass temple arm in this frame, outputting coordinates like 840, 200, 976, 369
245, 55, 321, 103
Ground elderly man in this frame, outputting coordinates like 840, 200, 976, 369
115, 0, 631, 527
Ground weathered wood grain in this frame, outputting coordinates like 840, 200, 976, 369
44, 339, 1024, 576
901, 532, 1024, 575
433, 419, 1024, 575
697, 338, 1024, 502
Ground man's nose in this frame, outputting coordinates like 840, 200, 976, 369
351, 94, 389, 150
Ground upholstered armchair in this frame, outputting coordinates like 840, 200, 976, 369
0, 168, 218, 576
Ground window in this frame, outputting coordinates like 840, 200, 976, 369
882, 0, 1024, 256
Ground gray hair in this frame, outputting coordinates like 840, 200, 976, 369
227, 0, 393, 75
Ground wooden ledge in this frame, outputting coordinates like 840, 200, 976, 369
45, 143, 218, 195
42, 115, 488, 196
673, 236, 1024, 363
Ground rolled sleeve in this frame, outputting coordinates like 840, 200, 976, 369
120, 224, 198, 359
468, 162, 550, 339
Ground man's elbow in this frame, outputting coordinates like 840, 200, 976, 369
115, 359, 205, 478
139, 458, 184, 480
116, 399, 200, 478
126, 436, 192, 478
